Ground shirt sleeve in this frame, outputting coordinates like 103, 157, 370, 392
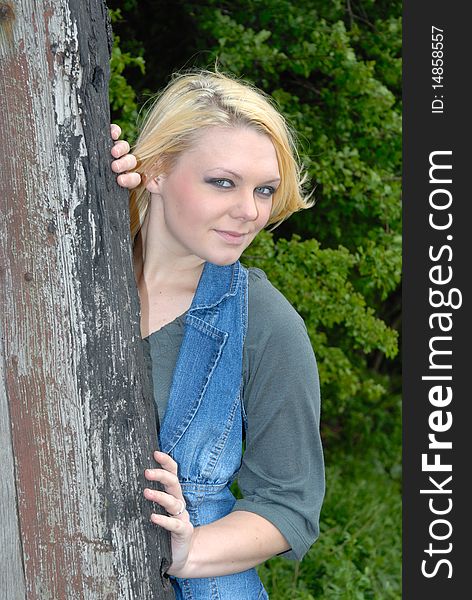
231, 268, 325, 561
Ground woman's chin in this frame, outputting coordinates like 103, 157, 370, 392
206, 252, 245, 267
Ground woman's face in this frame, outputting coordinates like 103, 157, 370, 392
148, 126, 280, 266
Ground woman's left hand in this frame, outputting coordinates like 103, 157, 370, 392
144, 450, 195, 577
110, 124, 141, 189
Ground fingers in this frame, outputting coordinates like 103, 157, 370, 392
144, 451, 194, 573
154, 450, 179, 475
144, 488, 186, 517
111, 152, 136, 173
111, 139, 131, 160
145, 465, 182, 496
150, 513, 192, 535
109, 126, 142, 190
145, 452, 181, 493
144, 451, 186, 515
117, 172, 141, 189
110, 123, 121, 140
111, 138, 141, 190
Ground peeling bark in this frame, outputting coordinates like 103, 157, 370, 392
0, 1, 173, 598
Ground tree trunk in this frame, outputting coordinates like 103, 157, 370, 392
0, 1, 174, 598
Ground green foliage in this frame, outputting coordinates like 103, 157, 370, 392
109, 9, 145, 142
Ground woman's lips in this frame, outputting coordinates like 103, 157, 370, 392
214, 230, 248, 244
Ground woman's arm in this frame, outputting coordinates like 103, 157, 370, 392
144, 451, 290, 579
233, 270, 325, 561
179, 510, 290, 578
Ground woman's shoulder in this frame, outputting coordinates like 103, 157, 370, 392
246, 266, 307, 334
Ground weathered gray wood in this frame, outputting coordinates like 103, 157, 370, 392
0, 1, 174, 598
0, 334, 26, 599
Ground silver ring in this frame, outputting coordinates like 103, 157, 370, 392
170, 498, 186, 517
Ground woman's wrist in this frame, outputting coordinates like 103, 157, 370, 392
167, 526, 201, 578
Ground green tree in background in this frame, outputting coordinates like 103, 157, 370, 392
109, 2, 402, 597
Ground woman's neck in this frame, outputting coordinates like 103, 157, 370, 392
133, 204, 204, 290
133, 207, 205, 337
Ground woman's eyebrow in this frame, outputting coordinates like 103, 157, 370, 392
206, 168, 243, 180
206, 168, 281, 184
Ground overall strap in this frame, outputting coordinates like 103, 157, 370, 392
158, 261, 248, 456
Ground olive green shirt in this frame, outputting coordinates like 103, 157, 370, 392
143, 267, 325, 560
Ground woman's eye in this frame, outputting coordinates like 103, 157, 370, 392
208, 178, 234, 188
256, 186, 276, 197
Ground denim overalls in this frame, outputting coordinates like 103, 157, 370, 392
158, 261, 269, 599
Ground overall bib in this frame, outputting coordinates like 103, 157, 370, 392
158, 261, 269, 599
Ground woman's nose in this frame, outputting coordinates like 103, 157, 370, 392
231, 190, 259, 221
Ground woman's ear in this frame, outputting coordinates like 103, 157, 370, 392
144, 174, 163, 195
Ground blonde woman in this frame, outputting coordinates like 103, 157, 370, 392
111, 70, 325, 599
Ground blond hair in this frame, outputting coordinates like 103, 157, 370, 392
129, 70, 312, 242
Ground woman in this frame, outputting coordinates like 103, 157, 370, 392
111, 70, 325, 599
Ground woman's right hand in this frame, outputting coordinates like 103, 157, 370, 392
144, 450, 195, 577
110, 124, 141, 189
